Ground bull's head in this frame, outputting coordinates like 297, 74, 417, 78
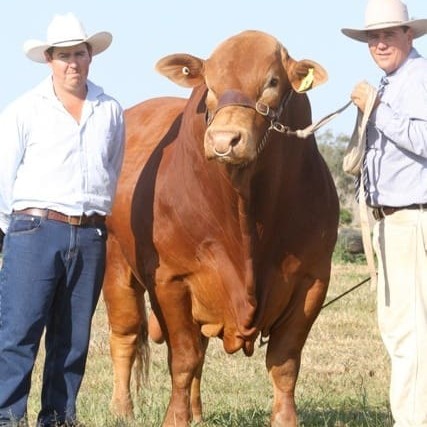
156, 30, 327, 166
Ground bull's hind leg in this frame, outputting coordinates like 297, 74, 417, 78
266, 276, 328, 427
103, 235, 147, 419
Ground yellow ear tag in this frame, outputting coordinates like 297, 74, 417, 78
298, 68, 314, 92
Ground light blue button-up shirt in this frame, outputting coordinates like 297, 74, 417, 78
0, 77, 125, 232
366, 48, 427, 207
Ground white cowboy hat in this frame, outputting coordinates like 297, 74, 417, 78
23, 12, 112, 63
341, 0, 427, 42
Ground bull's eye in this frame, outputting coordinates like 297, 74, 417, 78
268, 77, 279, 88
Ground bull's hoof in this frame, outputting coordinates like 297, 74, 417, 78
162, 411, 191, 427
192, 413, 203, 423
109, 401, 134, 420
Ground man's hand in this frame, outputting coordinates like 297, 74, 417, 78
0, 228, 4, 253
351, 81, 380, 113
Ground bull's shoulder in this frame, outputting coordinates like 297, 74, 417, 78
124, 96, 188, 148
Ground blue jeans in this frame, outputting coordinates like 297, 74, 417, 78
0, 213, 107, 426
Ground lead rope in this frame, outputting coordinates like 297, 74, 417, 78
269, 100, 353, 138
288, 95, 377, 287
259, 100, 372, 348
359, 166, 378, 288
296, 100, 353, 138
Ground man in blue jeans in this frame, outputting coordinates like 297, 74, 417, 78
0, 13, 125, 426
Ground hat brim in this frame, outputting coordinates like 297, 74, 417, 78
23, 31, 112, 63
341, 19, 427, 42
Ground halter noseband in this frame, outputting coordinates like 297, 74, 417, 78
206, 89, 293, 128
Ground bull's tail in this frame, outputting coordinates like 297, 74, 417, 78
134, 303, 150, 393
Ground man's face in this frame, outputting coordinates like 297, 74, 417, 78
367, 26, 413, 74
46, 43, 92, 92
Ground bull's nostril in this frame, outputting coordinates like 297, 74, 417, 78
208, 130, 242, 155
230, 135, 241, 147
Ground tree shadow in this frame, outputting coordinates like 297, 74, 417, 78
298, 407, 393, 427
195, 406, 393, 427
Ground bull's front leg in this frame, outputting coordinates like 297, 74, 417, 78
154, 280, 207, 427
266, 276, 328, 427
149, 310, 208, 424
267, 346, 299, 427
190, 335, 209, 422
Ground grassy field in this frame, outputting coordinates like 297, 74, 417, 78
26, 263, 393, 426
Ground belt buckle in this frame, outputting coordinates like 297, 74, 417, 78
68, 215, 83, 226
372, 207, 384, 221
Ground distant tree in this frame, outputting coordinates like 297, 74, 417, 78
316, 130, 355, 214
316, 130, 365, 257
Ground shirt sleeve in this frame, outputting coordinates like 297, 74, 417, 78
0, 101, 27, 232
371, 73, 427, 159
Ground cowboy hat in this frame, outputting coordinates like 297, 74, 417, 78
341, 0, 427, 43
23, 12, 112, 63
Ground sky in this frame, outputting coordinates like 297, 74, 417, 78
1, 0, 426, 137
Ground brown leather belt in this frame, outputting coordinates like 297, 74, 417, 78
372, 204, 427, 221
14, 208, 106, 226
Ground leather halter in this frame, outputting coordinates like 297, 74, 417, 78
205, 88, 295, 162
205, 88, 353, 142
206, 89, 293, 128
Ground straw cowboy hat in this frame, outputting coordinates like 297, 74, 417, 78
23, 12, 112, 63
341, 0, 427, 42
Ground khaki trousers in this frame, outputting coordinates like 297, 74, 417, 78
373, 209, 427, 427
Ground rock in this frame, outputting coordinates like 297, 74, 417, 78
338, 227, 364, 254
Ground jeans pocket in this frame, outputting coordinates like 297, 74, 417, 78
8, 215, 42, 235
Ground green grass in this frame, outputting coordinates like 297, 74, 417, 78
25, 263, 392, 426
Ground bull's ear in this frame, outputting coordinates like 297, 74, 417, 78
287, 58, 328, 93
155, 54, 205, 88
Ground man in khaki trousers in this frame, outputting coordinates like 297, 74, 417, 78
341, 0, 427, 425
